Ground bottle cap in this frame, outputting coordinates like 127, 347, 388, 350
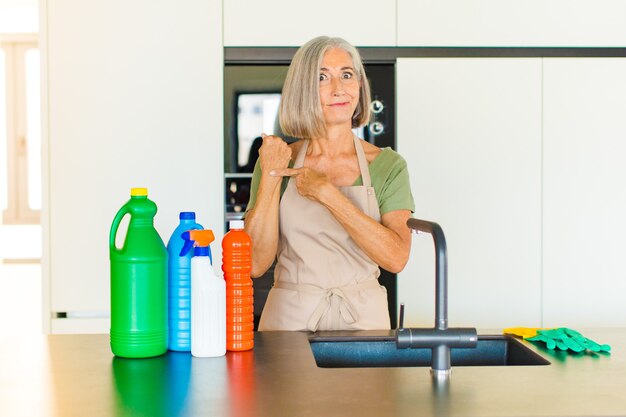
130, 187, 148, 196
229, 220, 244, 230
179, 212, 196, 220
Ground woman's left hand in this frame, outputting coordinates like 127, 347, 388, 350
270, 167, 332, 202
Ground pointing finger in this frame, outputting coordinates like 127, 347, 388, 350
270, 168, 301, 177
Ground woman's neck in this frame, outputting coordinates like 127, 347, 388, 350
309, 124, 354, 157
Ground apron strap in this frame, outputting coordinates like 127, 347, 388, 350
294, 139, 309, 168
275, 278, 381, 332
353, 135, 372, 187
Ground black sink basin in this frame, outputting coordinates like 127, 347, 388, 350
309, 334, 550, 368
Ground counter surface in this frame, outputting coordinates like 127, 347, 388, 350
1, 329, 625, 417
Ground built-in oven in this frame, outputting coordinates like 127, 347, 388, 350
224, 55, 397, 329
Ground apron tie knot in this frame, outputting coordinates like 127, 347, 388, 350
307, 287, 358, 332
272, 278, 382, 331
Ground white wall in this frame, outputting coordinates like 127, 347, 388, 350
41, 0, 223, 332
397, 58, 543, 328
542, 58, 626, 327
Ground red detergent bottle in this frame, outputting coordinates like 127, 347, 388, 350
222, 220, 254, 351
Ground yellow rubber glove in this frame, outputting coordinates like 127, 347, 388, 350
503, 327, 548, 339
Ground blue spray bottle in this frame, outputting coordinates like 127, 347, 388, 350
166, 212, 203, 351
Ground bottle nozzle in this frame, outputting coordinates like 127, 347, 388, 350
180, 231, 194, 257
179, 229, 215, 264
189, 229, 215, 247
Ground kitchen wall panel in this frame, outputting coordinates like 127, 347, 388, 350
542, 58, 626, 327
224, 0, 396, 47
397, 58, 543, 328
42, 0, 224, 333
398, 0, 626, 47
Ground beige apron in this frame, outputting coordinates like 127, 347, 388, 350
258, 135, 390, 331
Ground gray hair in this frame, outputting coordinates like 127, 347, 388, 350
279, 36, 372, 139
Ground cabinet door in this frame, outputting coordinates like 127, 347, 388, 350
44, 0, 224, 333
543, 58, 626, 327
224, 0, 396, 46
398, 0, 626, 47
397, 58, 542, 328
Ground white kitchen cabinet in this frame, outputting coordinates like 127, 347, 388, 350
42, 0, 224, 333
397, 58, 543, 328
542, 58, 626, 327
397, 0, 626, 47
224, 0, 396, 47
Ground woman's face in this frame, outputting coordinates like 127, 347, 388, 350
318, 47, 360, 129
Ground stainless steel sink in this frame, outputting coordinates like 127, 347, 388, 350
309, 334, 550, 368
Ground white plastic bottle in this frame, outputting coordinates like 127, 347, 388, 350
181, 229, 226, 357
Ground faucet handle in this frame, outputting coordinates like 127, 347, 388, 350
398, 303, 405, 329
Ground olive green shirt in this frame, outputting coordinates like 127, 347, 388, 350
245, 147, 415, 217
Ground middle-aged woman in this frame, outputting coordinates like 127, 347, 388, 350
244, 36, 415, 332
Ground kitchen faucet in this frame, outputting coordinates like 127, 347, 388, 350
396, 218, 478, 379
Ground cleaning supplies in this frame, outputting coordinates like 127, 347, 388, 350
222, 220, 254, 351
167, 212, 203, 351
504, 327, 611, 353
109, 187, 168, 358
180, 229, 226, 357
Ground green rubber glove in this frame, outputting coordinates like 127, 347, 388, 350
526, 328, 611, 353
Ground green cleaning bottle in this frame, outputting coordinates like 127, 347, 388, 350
109, 187, 168, 358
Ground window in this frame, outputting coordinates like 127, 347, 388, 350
235, 92, 281, 170
1, 34, 40, 224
